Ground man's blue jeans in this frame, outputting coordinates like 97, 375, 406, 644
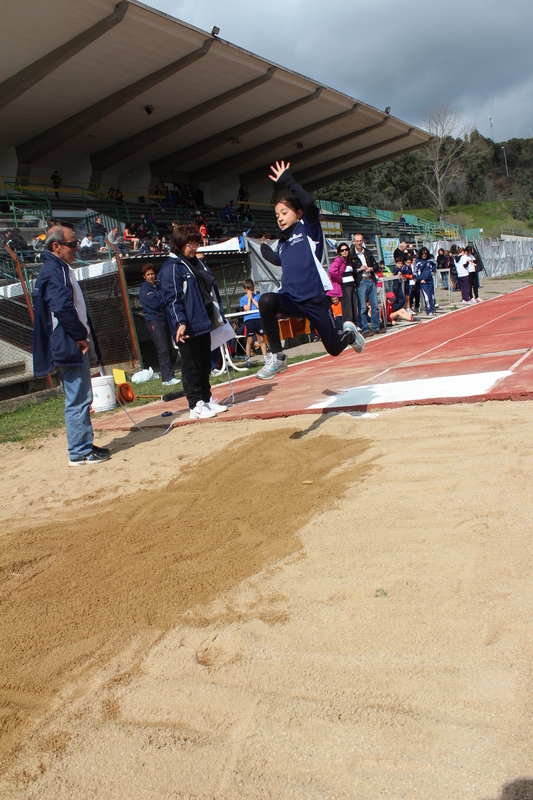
57, 353, 93, 459
357, 279, 380, 332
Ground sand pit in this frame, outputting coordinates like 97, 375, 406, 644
1, 402, 533, 799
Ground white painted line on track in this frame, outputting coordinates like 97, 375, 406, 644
364, 296, 533, 386
307, 371, 511, 410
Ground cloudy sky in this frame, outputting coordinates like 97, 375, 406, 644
147, 0, 532, 142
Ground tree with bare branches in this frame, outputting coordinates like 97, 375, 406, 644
421, 105, 473, 220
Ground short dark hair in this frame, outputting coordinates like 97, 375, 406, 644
243, 278, 255, 290
141, 262, 156, 277
171, 223, 202, 254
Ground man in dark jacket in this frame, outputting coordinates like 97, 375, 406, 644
350, 233, 381, 336
90, 216, 107, 248
33, 226, 110, 466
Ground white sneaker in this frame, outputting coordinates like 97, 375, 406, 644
189, 400, 217, 420
342, 320, 365, 354
208, 397, 227, 413
476, 297, 483, 302
256, 353, 288, 380
162, 377, 180, 386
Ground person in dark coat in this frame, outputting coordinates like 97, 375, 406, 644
159, 224, 228, 420
138, 262, 179, 386
32, 226, 110, 466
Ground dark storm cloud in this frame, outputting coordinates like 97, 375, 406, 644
149, 0, 533, 141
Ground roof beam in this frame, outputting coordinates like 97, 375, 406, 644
0, 2, 128, 112
239, 116, 387, 187
294, 129, 415, 185
192, 104, 360, 184
89, 66, 277, 185
302, 141, 428, 193
149, 87, 323, 183
15, 38, 214, 174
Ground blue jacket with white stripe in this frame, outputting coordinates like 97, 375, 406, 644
158, 253, 225, 340
260, 170, 331, 302
32, 251, 89, 376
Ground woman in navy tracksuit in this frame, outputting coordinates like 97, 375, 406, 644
138, 262, 177, 385
413, 246, 437, 316
158, 224, 228, 420
256, 160, 365, 380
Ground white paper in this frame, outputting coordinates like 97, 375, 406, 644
210, 321, 235, 350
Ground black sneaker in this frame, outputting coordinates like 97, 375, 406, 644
92, 444, 110, 455
69, 449, 111, 467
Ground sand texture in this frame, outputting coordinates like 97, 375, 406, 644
1, 402, 533, 799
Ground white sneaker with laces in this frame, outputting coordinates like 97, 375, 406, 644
208, 397, 227, 413
256, 353, 288, 380
162, 377, 180, 386
189, 400, 217, 420
342, 320, 365, 354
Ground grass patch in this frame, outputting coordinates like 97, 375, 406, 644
397, 201, 533, 239
0, 351, 326, 444
0, 397, 65, 444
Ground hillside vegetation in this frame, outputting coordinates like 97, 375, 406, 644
315, 132, 533, 235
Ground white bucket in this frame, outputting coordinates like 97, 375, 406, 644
91, 375, 116, 413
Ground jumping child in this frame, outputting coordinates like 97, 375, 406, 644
256, 161, 364, 380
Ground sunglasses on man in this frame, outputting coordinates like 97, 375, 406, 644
59, 240, 78, 248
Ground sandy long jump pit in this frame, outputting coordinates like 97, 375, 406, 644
2, 396, 533, 799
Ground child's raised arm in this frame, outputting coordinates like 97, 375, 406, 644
269, 160, 318, 224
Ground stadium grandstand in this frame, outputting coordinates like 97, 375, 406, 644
0, 0, 430, 201
0, 0, 432, 399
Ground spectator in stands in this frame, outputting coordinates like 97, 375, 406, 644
393, 241, 409, 263
351, 232, 381, 337
79, 233, 94, 255
328, 242, 359, 329
255, 160, 364, 380
139, 262, 179, 386
32, 233, 44, 254
138, 237, 153, 254
260, 231, 272, 241
114, 188, 124, 202
159, 223, 228, 419
107, 226, 128, 255
123, 223, 140, 250
238, 185, 249, 204
106, 187, 116, 200
413, 246, 437, 316
157, 235, 170, 253
90, 216, 107, 248
212, 222, 224, 240
200, 222, 209, 246
240, 278, 267, 367
50, 170, 62, 198
32, 226, 110, 466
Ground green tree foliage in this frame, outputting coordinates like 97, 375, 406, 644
315, 130, 533, 217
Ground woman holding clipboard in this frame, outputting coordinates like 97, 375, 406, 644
159, 224, 229, 420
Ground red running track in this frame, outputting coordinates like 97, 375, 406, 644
94, 285, 533, 431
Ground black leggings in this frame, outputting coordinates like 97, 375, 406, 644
469, 271, 479, 299
340, 282, 358, 324
178, 332, 212, 409
259, 291, 353, 356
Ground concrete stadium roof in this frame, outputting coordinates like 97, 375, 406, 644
0, 0, 431, 202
